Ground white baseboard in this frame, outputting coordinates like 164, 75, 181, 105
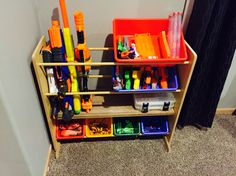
43, 145, 52, 176
216, 108, 235, 115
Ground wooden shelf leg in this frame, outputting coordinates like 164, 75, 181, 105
164, 136, 171, 152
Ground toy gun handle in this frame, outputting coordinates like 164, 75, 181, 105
159, 67, 168, 88
42, 45, 52, 68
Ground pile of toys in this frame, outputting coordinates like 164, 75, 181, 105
58, 121, 83, 137
42, 0, 92, 121
116, 13, 183, 60
113, 66, 177, 91
116, 120, 134, 134
86, 119, 113, 137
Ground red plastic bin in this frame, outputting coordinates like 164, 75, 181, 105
56, 119, 86, 140
113, 18, 187, 63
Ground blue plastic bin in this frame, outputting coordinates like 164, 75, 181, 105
113, 66, 178, 92
141, 116, 169, 135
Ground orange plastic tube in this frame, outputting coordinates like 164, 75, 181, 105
59, 0, 69, 28
159, 31, 171, 58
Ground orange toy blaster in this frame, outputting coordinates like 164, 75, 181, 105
74, 11, 92, 113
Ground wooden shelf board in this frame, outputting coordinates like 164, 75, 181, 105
57, 105, 175, 119
46, 89, 181, 96
38, 61, 189, 66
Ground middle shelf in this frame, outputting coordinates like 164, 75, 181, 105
46, 89, 181, 96
55, 94, 176, 119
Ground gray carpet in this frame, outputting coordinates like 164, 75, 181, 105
48, 115, 236, 176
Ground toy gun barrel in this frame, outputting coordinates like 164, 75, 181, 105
59, 0, 69, 28
74, 11, 85, 45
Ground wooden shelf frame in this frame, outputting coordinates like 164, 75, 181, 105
38, 61, 190, 67
32, 36, 197, 158
45, 89, 181, 96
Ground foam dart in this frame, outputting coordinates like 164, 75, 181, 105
158, 31, 171, 58
59, 0, 81, 114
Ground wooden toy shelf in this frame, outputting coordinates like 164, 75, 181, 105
32, 36, 197, 158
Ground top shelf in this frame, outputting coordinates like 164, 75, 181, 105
38, 61, 189, 66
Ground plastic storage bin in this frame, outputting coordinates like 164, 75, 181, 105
141, 116, 169, 135
56, 119, 86, 140
134, 92, 176, 112
113, 117, 140, 136
85, 118, 113, 138
113, 66, 178, 92
113, 19, 187, 63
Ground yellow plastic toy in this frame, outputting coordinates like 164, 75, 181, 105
132, 70, 141, 90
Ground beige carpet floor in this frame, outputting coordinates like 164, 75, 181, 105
48, 115, 236, 176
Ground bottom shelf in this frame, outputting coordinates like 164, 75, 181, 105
56, 116, 169, 140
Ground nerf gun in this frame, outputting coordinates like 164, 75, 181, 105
59, 0, 81, 114
74, 11, 92, 113
141, 66, 152, 89
48, 20, 74, 121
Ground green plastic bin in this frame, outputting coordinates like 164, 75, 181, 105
113, 117, 140, 136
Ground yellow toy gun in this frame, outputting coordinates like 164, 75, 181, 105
59, 0, 81, 114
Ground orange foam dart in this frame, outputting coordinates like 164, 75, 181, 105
158, 31, 171, 58
59, 0, 69, 28
48, 20, 62, 48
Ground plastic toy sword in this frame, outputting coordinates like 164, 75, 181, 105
59, 0, 81, 114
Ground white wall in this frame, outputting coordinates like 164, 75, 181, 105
0, 0, 50, 175
218, 50, 236, 108
0, 86, 30, 176
38, 0, 186, 48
